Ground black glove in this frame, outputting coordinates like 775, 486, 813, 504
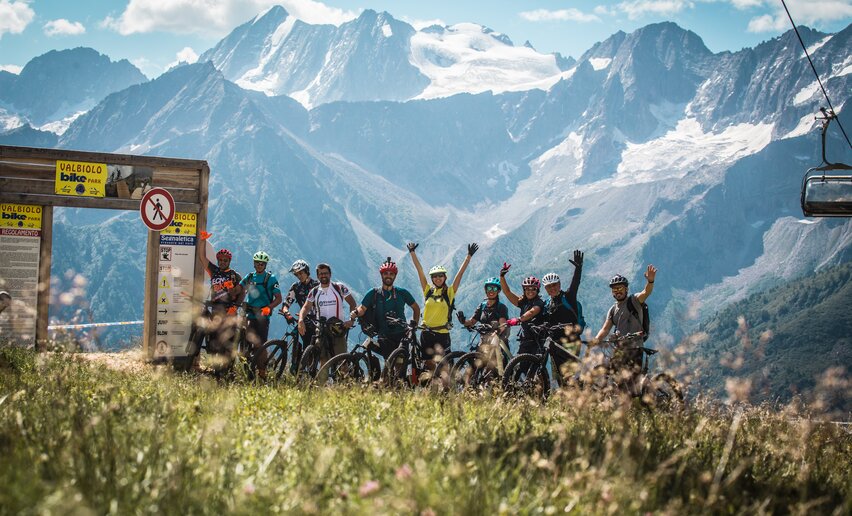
500, 262, 511, 277
456, 311, 466, 324
406, 242, 419, 252
570, 250, 584, 268
408, 319, 418, 328
467, 243, 479, 256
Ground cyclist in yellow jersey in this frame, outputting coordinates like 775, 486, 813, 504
406, 241, 478, 372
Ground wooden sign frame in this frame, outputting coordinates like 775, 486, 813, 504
0, 145, 209, 356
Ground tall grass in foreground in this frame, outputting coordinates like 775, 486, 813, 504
0, 347, 849, 515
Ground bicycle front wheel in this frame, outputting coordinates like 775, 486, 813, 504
316, 353, 363, 386
297, 344, 320, 381
643, 373, 684, 409
431, 350, 465, 392
260, 340, 289, 380
502, 354, 550, 400
382, 347, 409, 388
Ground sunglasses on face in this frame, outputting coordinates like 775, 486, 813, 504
611, 285, 627, 292
523, 286, 538, 291
254, 261, 266, 266
485, 286, 500, 292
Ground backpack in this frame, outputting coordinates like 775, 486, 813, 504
245, 271, 272, 302
360, 286, 394, 336
426, 286, 455, 328
560, 295, 587, 333
622, 296, 650, 342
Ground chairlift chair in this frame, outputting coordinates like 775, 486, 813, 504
801, 108, 852, 217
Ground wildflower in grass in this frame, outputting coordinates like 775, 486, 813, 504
359, 480, 380, 497
395, 464, 412, 480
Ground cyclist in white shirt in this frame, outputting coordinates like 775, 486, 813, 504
298, 263, 358, 364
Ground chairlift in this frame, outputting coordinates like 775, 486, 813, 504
801, 108, 852, 217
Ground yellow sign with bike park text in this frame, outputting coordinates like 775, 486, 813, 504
0, 203, 43, 229
161, 212, 197, 236
55, 160, 107, 198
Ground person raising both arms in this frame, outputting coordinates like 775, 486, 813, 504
406, 241, 478, 372
499, 263, 546, 356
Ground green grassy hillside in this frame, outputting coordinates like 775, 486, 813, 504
1, 347, 850, 514
692, 261, 852, 410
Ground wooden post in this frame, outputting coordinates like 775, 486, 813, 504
193, 164, 210, 302
35, 205, 52, 351
142, 229, 159, 358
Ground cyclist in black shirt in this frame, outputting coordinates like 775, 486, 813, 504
198, 248, 243, 354
541, 250, 584, 378
499, 263, 545, 355
460, 276, 509, 337
279, 259, 320, 360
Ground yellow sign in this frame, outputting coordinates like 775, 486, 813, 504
159, 294, 169, 305
161, 212, 197, 236
0, 203, 43, 229
55, 160, 107, 198
159, 276, 171, 289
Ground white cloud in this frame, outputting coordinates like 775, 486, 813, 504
745, 0, 852, 32
102, 0, 357, 36
616, 0, 695, 19
519, 8, 601, 23
0, 64, 22, 74
0, 0, 34, 38
43, 19, 86, 37
165, 46, 199, 70
730, 0, 764, 9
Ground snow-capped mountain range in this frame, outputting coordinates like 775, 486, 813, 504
1, 7, 851, 348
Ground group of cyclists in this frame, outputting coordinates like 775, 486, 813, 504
196, 240, 659, 390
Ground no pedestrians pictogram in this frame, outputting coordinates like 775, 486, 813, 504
140, 187, 175, 231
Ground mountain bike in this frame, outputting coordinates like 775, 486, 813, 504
315, 331, 383, 387
501, 323, 583, 400
449, 321, 510, 392
381, 318, 449, 389
182, 300, 245, 376
296, 316, 346, 382
256, 311, 307, 381
589, 332, 684, 407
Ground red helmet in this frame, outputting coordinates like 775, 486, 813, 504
379, 257, 398, 274
521, 276, 540, 289
216, 248, 232, 260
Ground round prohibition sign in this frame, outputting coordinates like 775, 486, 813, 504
139, 187, 175, 231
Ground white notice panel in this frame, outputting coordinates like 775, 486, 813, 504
153, 213, 197, 359
0, 203, 42, 343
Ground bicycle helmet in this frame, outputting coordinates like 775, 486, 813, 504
428, 265, 448, 276
609, 274, 629, 287
290, 259, 309, 273
253, 251, 270, 263
521, 276, 540, 289
484, 277, 501, 288
379, 257, 398, 274
542, 272, 560, 286
216, 248, 232, 260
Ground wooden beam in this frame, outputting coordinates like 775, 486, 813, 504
36, 206, 53, 351
0, 145, 207, 171
193, 163, 210, 303
0, 193, 201, 213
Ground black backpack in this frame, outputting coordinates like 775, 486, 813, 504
359, 286, 394, 336
425, 286, 455, 328
624, 296, 650, 342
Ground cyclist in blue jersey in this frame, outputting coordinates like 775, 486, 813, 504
239, 251, 282, 377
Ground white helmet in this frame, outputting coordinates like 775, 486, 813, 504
290, 259, 309, 273
542, 272, 560, 286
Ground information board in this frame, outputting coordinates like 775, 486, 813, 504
0, 203, 42, 342
153, 212, 197, 359
55, 160, 107, 198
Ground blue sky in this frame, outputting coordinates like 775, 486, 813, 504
1, 0, 850, 78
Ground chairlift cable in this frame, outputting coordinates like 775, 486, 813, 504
780, 0, 852, 149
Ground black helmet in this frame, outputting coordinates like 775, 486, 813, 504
609, 274, 629, 287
